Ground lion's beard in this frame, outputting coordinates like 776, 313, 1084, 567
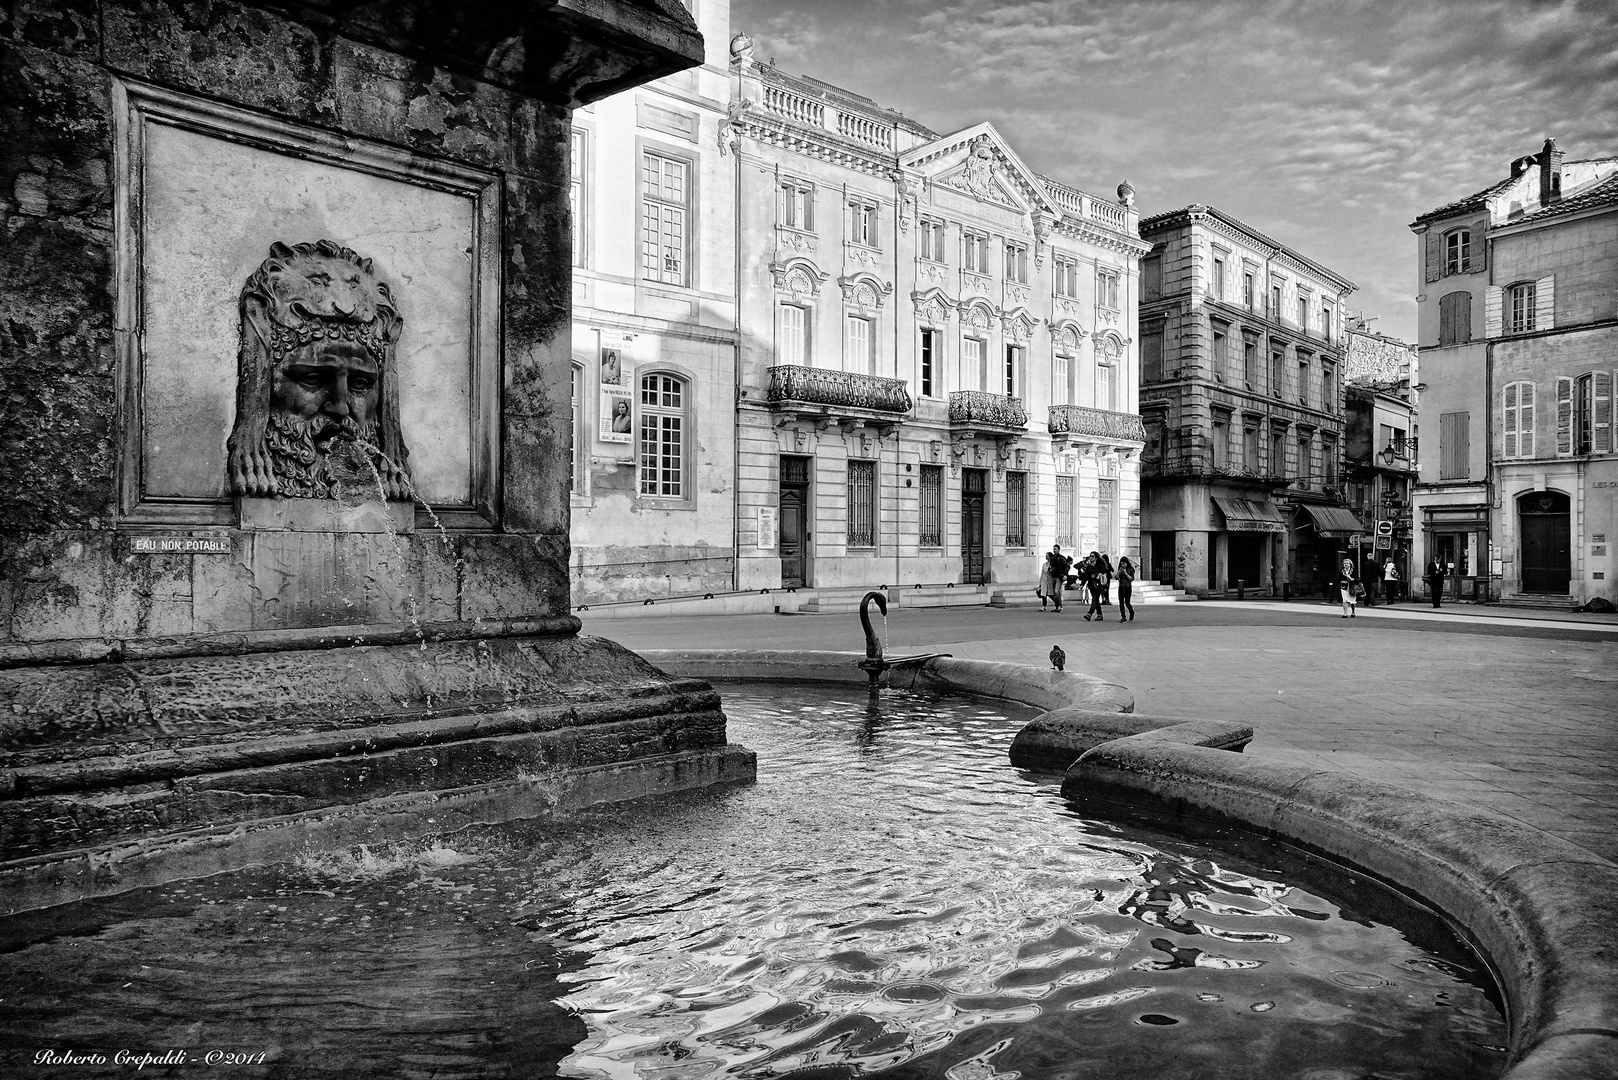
264, 413, 384, 500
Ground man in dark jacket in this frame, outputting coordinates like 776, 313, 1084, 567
1425, 557, 1447, 608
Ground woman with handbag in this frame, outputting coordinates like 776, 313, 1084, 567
1339, 557, 1359, 619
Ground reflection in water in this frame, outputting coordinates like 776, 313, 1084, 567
0, 684, 1505, 1080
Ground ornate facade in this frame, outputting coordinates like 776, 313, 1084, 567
728, 40, 1149, 590
1136, 206, 1357, 597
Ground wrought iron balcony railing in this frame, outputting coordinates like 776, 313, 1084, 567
1047, 405, 1147, 442
948, 391, 1028, 431
767, 365, 912, 415
1142, 457, 1291, 486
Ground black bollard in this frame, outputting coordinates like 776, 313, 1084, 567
1237, 579, 1245, 602
1282, 581, 1291, 602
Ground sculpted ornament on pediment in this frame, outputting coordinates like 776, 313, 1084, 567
1054, 296, 1083, 321
961, 135, 997, 199
776, 227, 816, 257
964, 304, 994, 331
960, 269, 993, 300
844, 243, 881, 270
917, 261, 948, 287
1003, 281, 1031, 310
911, 290, 953, 325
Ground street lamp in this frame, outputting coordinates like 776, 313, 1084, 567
1379, 438, 1418, 467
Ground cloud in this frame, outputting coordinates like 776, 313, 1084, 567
730, 0, 1618, 341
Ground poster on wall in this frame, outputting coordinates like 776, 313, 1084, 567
600, 386, 633, 443
599, 329, 632, 386
757, 507, 778, 549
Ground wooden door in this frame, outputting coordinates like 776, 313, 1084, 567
1520, 492, 1571, 593
779, 456, 811, 589
961, 468, 986, 584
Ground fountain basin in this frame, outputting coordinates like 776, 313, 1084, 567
640, 649, 1618, 1080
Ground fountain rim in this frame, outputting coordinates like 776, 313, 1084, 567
640, 648, 1618, 1080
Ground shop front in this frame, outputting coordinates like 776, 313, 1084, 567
1291, 503, 1367, 599
1420, 504, 1490, 603
1212, 497, 1286, 594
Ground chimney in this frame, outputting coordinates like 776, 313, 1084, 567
1539, 137, 1564, 203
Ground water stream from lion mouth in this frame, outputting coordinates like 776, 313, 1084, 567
0, 683, 1505, 1079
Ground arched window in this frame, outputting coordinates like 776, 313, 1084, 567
639, 372, 688, 499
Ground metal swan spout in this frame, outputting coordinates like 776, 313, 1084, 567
859, 590, 887, 663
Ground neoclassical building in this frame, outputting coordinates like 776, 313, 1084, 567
1410, 139, 1618, 605
726, 38, 1150, 591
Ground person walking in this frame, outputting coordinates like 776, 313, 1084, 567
1037, 545, 1070, 613
1361, 553, 1382, 608
1339, 557, 1359, 618
1099, 553, 1115, 606
1384, 557, 1400, 604
1083, 553, 1106, 622
1116, 556, 1137, 622
1425, 556, 1446, 608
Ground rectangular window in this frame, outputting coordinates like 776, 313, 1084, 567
638, 373, 685, 497
570, 129, 585, 268
1054, 257, 1078, 297
1004, 344, 1022, 397
569, 365, 583, 492
778, 304, 806, 366
849, 200, 876, 246
1097, 268, 1120, 309
1005, 242, 1028, 284
963, 232, 988, 274
1096, 360, 1114, 410
919, 328, 937, 396
641, 151, 689, 286
1142, 254, 1161, 301
1053, 348, 1072, 404
1439, 411, 1470, 479
1055, 474, 1074, 547
919, 465, 942, 546
1322, 436, 1338, 486
1445, 230, 1471, 275
1211, 326, 1227, 382
1298, 295, 1309, 327
1243, 271, 1254, 309
1243, 425, 1259, 471
919, 218, 945, 261
1297, 432, 1312, 485
1242, 338, 1256, 386
1212, 257, 1225, 300
1509, 282, 1536, 333
845, 315, 872, 373
1141, 326, 1163, 383
847, 460, 876, 547
1320, 303, 1331, 339
1211, 415, 1229, 469
1270, 349, 1285, 397
1270, 283, 1282, 319
1503, 382, 1535, 458
964, 336, 986, 390
1298, 358, 1310, 406
1270, 428, 1285, 478
781, 180, 813, 230
1323, 363, 1336, 413
1006, 472, 1027, 547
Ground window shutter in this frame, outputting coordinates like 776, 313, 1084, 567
1424, 228, 1441, 283
1484, 286, 1503, 339
1454, 412, 1470, 478
1556, 376, 1573, 455
1520, 382, 1535, 457
1456, 292, 1472, 343
1438, 294, 1455, 346
1595, 371, 1613, 454
1535, 275, 1555, 330
1472, 219, 1487, 272
1503, 383, 1518, 459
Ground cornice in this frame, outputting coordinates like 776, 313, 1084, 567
733, 115, 897, 178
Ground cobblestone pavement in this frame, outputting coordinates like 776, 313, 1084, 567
584, 600, 1618, 864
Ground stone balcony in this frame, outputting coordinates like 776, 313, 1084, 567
948, 391, 1028, 437
767, 365, 912, 428
1047, 404, 1147, 444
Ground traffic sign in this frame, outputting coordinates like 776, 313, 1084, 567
1374, 536, 1392, 550
1376, 520, 1394, 536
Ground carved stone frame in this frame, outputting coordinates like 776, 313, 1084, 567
112, 80, 504, 530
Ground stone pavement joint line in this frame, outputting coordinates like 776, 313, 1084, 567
586, 605, 1618, 865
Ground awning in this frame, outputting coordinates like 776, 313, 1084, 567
1213, 497, 1286, 534
1301, 504, 1367, 537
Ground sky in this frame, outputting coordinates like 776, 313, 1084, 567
730, 0, 1618, 343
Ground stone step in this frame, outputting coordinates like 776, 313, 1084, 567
1495, 593, 1578, 611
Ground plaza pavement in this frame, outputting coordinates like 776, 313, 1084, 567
583, 599, 1618, 865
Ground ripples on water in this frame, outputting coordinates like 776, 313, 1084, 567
0, 683, 1506, 1079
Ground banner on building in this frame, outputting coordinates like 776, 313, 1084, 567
599, 386, 632, 443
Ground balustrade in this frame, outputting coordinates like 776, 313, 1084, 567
1047, 404, 1147, 442
837, 112, 893, 150
762, 85, 824, 127
768, 365, 912, 415
949, 391, 1028, 430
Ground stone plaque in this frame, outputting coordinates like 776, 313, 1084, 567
126, 535, 233, 554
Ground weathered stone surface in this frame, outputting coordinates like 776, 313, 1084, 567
1007, 708, 1248, 772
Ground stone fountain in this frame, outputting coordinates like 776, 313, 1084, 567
0, 0, 753, 913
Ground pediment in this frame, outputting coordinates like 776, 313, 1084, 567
901, 122, 1060, 219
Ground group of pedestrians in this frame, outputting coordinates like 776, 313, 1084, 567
1337, 553, 1452, 617
1036, 545, 1136, 623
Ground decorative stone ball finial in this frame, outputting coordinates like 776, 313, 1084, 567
1117, 179, 1135, 207
730, 32, 754, 63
